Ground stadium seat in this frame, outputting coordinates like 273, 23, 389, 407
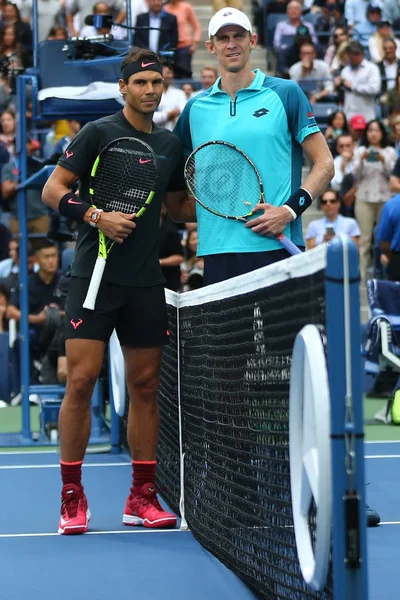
265, 13, 287, 50
312, 102, 339, 125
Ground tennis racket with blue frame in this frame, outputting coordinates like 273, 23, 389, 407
184, 140, 302, 256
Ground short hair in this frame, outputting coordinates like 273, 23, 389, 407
121, 48, 163, 82
320, 187, 339, 202
345, 40, 364, 55
201, 66, 218, 77
35, 239, 57, 253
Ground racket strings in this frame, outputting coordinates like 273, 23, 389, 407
186, 145, 261, 218
92, 141, 156, 214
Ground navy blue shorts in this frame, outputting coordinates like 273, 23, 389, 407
65, 277, 169, 348
203, 249, 304, 286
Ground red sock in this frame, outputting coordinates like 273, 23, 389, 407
60, 461, 83, 488
131, 460, 156, 494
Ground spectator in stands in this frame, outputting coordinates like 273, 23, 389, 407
23, 0, 63, 43
352, 118, 397, 281
330, 133, 356, 191
305, 187, 360, 248
0, 108, 15, 156
324, 26, 350, 72
153, 63, 187, 130
289, 41, 334, 103
78, 1, 125, 39
349, 113, 367, 147
53, 119, 81, 156
324, 110, 349, 156
6, 239, 61, 358
389, 154, 400, 192
65, 0, 124, 38
334, 40, 381, 121
377, 38, 400, 106
0, 241, 37, 293
274, 1, 317, 53
181, 81, 195, 98
382, 62, 400, 113
0, 222, 11, 259
390, 114, 400, 155
281, 25, 324, 75
2, 1, 32, 53
344, 0, 376, 31
191, 65, 219, 95
113, 0, 148, 32
164, 0, 202, 78
0, 23, 31, 71
159, 206, 184, 292
181, 228, 204, 291
0, 279, 9, 333
315, 0, 347, 51
1, 137, 50, 244
369, 21, 400, 63
47, 24, 68, 39
212, 0, 243, 13
353, 4, 384, 51
134, 0, 179, 54
0, 236, 17, 277
377, 191, 400, 280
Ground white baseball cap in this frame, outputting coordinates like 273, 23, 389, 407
208, 7, 253, 38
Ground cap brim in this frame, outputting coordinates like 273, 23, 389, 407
209, 22, 251, 37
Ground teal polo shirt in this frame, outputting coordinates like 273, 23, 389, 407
173, 69, 320, 257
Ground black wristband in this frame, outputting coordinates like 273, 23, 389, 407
284, 188, 313, 218
58, 193, 91, 222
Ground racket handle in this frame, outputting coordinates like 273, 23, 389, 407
83, 257, 106, 310
275, 233, 302, 256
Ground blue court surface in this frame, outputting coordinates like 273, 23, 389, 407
0, 441, 398, 600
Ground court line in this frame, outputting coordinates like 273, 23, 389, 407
0, 463, 130, 470
0, 528, 190, 539
365, 440, 400, 444
380, 522, 400, 526
365, 455, 400, 459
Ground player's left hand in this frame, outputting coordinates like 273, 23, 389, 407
245, 204, 293, 237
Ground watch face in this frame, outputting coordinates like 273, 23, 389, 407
90, 211, 100, 222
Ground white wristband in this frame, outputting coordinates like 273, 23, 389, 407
283, 205, 297, 221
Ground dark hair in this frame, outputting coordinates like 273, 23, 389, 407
345, 40, 364, 55
121, 48, 162, 82
327, 109, 349, 131
320, 187, 339, 204
361, 119, 391, 148
35, 239, 57, 253
3, 2, 21, 21
47, 25, 68, 39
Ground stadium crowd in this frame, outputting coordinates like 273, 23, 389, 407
0, 0, 400, 401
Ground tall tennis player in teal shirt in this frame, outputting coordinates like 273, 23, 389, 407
173, 7, 334, 284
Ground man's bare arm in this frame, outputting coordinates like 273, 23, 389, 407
301, 132, 335, 198
164, 190, 197, 223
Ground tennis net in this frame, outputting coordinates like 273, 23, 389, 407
120, 245, 334, 599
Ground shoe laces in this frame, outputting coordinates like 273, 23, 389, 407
130, 484, 163, 511
61, 485, 84, 518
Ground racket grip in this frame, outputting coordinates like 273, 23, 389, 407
275, 233, 302, 256
83, 257, 106, 310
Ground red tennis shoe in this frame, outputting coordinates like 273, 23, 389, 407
58, 483, 91, 535
123, 483, 176, 528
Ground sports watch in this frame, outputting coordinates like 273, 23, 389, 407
88, 208, 103, 227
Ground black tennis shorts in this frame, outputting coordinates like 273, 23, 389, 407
65, 276, 169, 348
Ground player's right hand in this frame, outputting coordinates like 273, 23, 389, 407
98, 212, 136, 244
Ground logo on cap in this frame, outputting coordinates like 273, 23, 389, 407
223, 11, 232, 16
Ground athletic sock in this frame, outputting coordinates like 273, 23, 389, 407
60, 460, 83, 488
131, 460, 156, 494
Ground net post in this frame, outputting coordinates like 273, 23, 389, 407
325, 235, 368, 599
176, 295, 188, 531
